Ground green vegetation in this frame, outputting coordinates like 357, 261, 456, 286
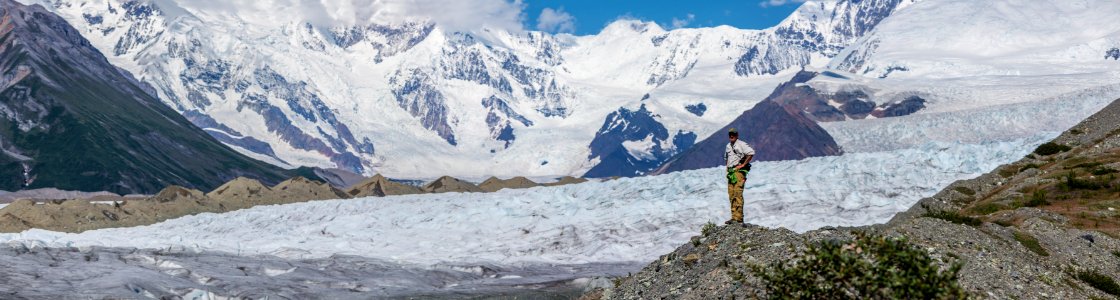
924, 210, 982, 227
749, 233, 966, 299
1012, 231, 1049, 256
1024, 190, 1050, 207
1035, 142, 1072, 156
1091, 167, 1118, 176
702, 221, 717, 237
1068, 162, 1103, 170
1076, 270, 1120, 297
1059, 172, 1114, 191
968, 202, 1004, 215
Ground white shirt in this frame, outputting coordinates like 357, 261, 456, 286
725, 139, 756, 168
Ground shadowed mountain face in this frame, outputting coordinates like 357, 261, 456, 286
0, 1, 300, 194
654, 73, 844, 174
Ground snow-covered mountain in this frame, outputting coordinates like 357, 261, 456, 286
16, 0, 919, 179
833, 0, 1120, 80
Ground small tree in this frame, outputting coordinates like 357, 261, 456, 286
751, 233, 966, 299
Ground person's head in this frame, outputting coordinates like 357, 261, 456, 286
728, 128, 739, 142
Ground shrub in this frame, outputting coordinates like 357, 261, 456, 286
1034, 142, 1072, 156
1077, 270, 1120, 297
750, 233, 966, 299
1061, 172, 1108, 191
702, 221, 717, 237
1024, 190, 1050, 207
1013, 231, 1049, 256
1019, 163, 1041, 173
1091, 167, 1118, 176
924, 210, 982, 227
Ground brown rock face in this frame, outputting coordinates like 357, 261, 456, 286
423, 176, 484, 193
478, 176, 540, 192
654, 97, 843, 175
346, 174, 425, 197
272, 177, 350, 201
543, 176, 590, 187
206, 177, 273, 205
0, 176, 350, 233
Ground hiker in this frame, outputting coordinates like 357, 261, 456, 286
724, 128, 755, 225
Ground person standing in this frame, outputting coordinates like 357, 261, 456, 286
724, 128, 755, 225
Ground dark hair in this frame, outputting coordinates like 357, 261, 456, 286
729, 132, 739, 137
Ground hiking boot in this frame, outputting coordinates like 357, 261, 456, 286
724, 219, 736, 225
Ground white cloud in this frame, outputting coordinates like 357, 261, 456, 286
535, 7, 575, 33
159, 0, 527, 33
758, 0, 809, 8
669, 13, 695, 29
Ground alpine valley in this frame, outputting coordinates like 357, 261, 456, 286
1, 0, 1120, 298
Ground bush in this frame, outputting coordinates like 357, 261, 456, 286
750, 233, 966, 299
1034, 142, 1072, 156
924, 210, 982, 227
1091, 167, 1118, 176
1077, 270, 1120, 297
1024, 190, 1050, 207
702, 221, 717, 237
1060, 172, 1110, 191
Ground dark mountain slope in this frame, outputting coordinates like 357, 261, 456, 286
654, 72, 843, 174
0, 1, 300, 194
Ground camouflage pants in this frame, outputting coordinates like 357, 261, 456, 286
727, 171, 746, 222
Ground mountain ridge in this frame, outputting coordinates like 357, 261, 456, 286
0, 0, 303, 194
18, 0, 920, 179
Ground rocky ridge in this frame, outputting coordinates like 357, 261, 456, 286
0, 174, 588, 233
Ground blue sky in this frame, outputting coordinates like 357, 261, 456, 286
524, 0, 806, 35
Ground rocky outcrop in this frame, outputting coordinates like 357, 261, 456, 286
765, 71, 926, 122
584, 104, 696, 178
595, 99, 1120, 299
0, 176, 347, 233
544, 176, 590, 187
0, 172, 596, 233
423, 176, 484, 193
271, 177, 350, 202
346, 174, 425, 197
478, 176, 540, 192
206, 177, 272, 204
